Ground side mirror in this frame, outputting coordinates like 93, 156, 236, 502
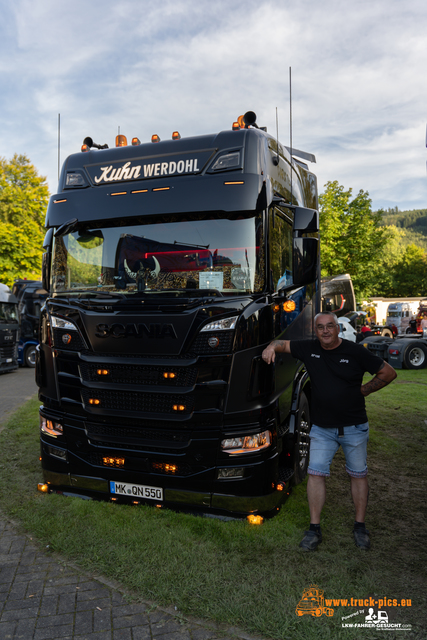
42, 229, 53, 293
293, 237, 318, 286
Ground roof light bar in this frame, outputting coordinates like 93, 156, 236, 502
151, 134, 161, 143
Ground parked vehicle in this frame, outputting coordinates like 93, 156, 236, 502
321, 273, 356, 318
12, 280, 47, 368
338, 317, 357, 342
36, 110, 320, 518
363, 334, 427, 369
0, 283, 19, 373
385, 301, 418, 335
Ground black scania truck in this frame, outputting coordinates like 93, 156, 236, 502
37, 111, 320, 519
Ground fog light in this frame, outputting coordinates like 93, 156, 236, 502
163, 372, 176, 379
217, 467, 245, 479
47, 446, 67, 460
89, 398, 101, 405
97, 369, 110, 376
247, 515, 263, 525
173, 404, 185, 412
38, 483, 49, 493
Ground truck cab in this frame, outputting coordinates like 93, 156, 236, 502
36, 112, 320, 518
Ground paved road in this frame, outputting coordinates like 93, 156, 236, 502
0, 367, 38, 427
0, 368, 263, 640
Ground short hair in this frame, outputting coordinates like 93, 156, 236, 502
314, 311, 339, 326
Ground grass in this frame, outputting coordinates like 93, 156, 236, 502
0, 369, 426, 639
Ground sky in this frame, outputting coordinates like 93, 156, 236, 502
1, 0, 427, 212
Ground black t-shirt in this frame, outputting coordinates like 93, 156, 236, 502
290, 339, 384, 428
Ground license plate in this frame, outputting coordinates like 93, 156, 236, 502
109, 481, 163, 501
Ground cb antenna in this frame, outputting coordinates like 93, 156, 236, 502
289, 66, 293, 204
273, 107, 279, 166
57, 113, 61, 182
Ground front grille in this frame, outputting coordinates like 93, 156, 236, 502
0, 345, 15, 358
80, 362, 197, 387
81, 389, 195, 414
86, 422, 190, 444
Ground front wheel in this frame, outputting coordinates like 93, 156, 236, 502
403, 342, 427, 369
293, 391, 311, 484
24, 345, 36, 368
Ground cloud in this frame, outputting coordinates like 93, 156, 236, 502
0, 0, 426, 209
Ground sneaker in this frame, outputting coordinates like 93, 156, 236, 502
299, 530, 322, 551
353, 527, 370, 550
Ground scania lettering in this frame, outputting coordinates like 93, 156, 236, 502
37, 111, 320, 518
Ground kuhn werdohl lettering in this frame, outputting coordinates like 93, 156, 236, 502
93, 158, 200, 184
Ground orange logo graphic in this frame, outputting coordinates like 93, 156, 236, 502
296, 585, 334, 618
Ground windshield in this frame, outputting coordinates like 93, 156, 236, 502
51, 213, 265, 296
387, 311, 400, 318
0, 303, 18, 323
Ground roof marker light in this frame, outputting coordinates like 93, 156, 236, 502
237, 115, 245, 128
81, 144, 90, 152
132, 137, 141, 145
115, 134, 127, 147
172, 131, 181, 140
151, 134, 161, 143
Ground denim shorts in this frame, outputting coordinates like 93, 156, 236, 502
307, 423, 369, 478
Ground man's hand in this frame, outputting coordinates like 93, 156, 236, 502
262, 340, 291, 364
361, 361, 397, 397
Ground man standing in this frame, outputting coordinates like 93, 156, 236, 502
262, 311, 396, 551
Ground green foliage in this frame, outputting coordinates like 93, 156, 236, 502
0, 377, 426, 639
319, 181, 385, 299
0, 154, 49, 287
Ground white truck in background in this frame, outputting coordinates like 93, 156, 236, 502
385, 301, 418, 335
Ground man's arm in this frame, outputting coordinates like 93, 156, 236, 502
360, 361, 397, 397
262, 340, 291, 364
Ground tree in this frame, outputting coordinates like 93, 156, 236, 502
0, 154, 49, 287
319, 181, 385, 300
389, 244, 427, 296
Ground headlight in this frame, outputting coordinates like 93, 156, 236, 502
40, 416, 63, 437
51, 316, 78, 331
201, 316, 238, 332
221, 430, 271, 455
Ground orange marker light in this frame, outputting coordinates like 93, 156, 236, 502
172, 131, 181, 140
173, 404, 185, 412
283, 300, 296, 312
247, 515, 264, 525
88, 398, 101, 405
151, 134, 160, 143
132, 137, 141, 145
115, 134, 127, 147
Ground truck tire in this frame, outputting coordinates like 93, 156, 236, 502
402, 341, 427, 369
381, 328, 394, 338
24, 345, 37, 368
293, 391, 311, 484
